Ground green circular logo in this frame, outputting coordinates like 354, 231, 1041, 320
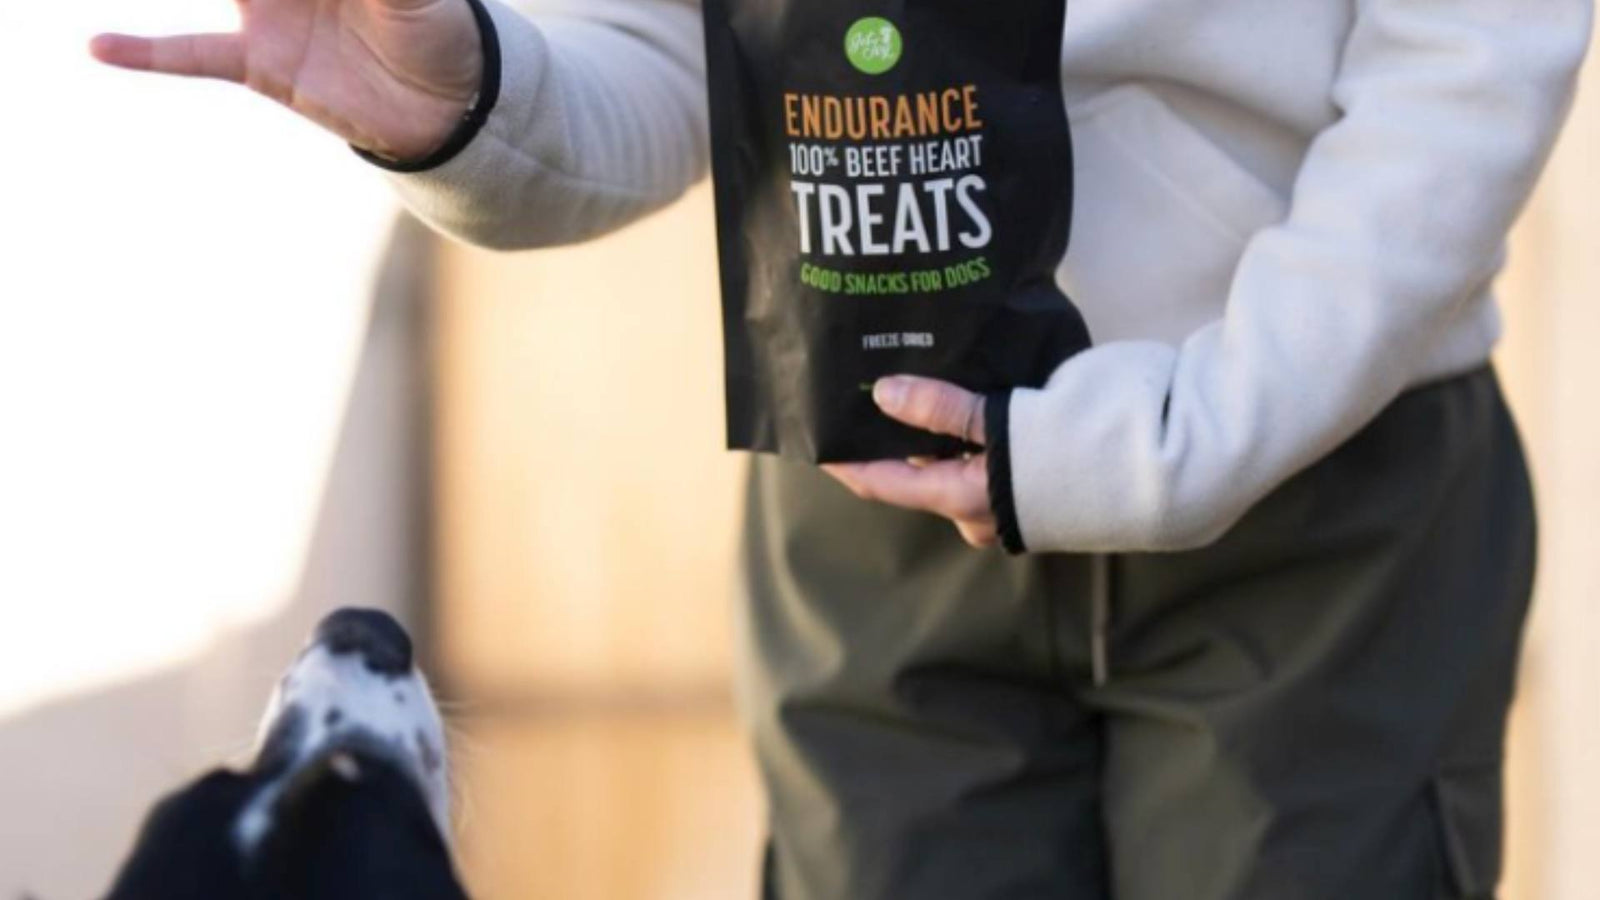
845, 18, 903, 75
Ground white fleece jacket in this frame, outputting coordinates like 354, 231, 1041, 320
388, 0, 1592, 554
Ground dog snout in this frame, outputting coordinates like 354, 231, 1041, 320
254, 705, 307, 777
314, 608, 414, 676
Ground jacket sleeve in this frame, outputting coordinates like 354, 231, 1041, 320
992, 0, 1592, 554
383, 0, 708, 250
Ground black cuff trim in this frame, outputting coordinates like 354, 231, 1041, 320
354, 0, 503, 174
985, 391, 1027, 556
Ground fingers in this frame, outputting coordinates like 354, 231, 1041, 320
955, 519, 999, 550
822, 458, 990, 523
90, 33, 246, 83
823, 459, 999, 550
873, 376, 986, 446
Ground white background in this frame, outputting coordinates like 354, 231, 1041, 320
0, 1, 393, 717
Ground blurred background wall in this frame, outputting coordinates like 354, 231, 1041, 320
1496, 30, 1600, 898
431, 187, 763, 900
0, 4, 1595, 899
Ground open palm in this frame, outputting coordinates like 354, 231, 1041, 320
92, 0, 483, 162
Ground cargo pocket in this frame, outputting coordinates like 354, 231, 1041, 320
1429, 763, 1504, 898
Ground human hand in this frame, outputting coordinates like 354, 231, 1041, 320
823, 376, 998, 550
90, 0, 484, 162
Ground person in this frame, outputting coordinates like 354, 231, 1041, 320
92, 1, 1592, 897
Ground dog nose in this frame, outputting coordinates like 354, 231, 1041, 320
315, 608, 414, 675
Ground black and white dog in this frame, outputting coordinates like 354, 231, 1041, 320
101, 609, 470, 899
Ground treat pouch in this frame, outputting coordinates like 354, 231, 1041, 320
704, 0, 1089, 462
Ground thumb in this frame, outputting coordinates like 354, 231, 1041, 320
873, 376, 986, 445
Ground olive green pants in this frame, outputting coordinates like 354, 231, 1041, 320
737, 368, 1533, 900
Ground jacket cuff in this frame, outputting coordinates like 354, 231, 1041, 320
353, 0, 503, 173
1008, 341, 1252, 554
985, 390, 1027, 555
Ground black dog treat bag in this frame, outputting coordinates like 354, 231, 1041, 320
704, 0, 1088, 462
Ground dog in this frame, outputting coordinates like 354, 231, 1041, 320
101, 608, 470, 899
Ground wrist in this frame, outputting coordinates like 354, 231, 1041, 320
357, 0, 502, 173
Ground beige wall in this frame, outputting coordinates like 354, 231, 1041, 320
435, 187, 744, 703
1497, 21, 1600, 899
435, 189, 763, 900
